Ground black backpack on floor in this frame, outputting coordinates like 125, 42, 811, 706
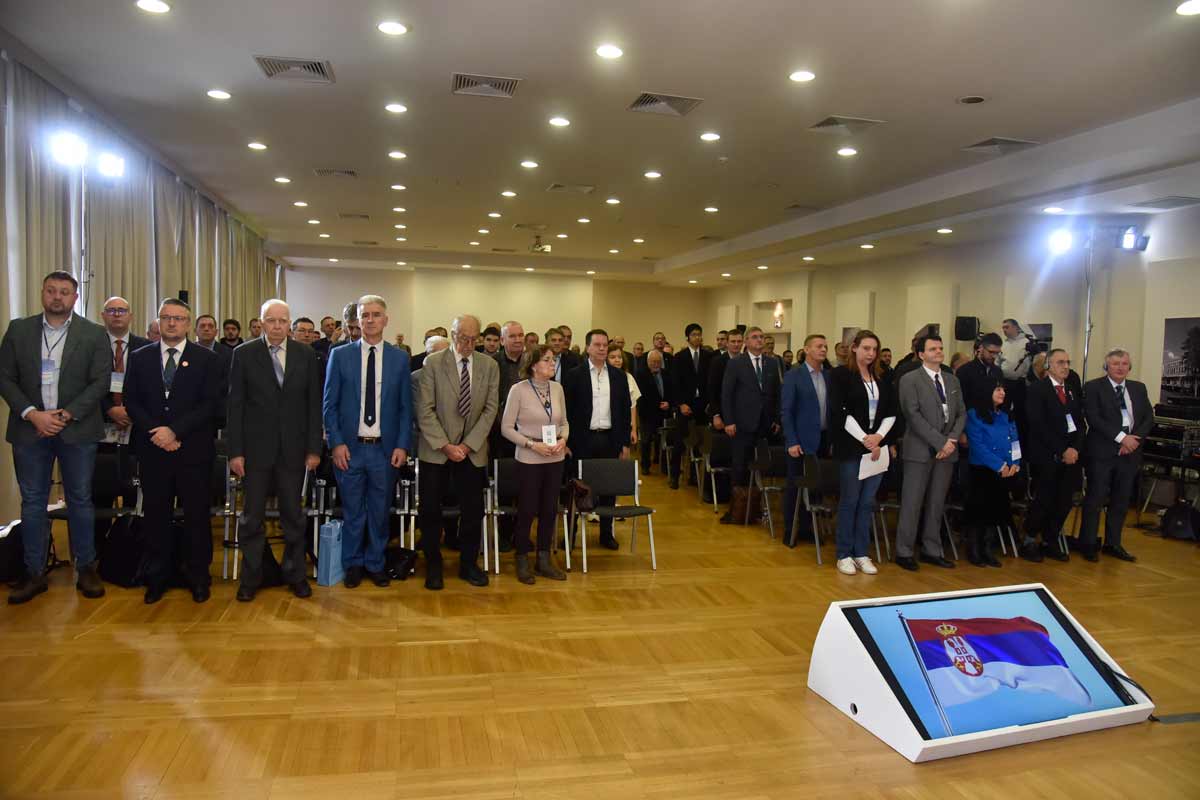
0, 522, 26, 584
99, 516, 148, 588
1161, 501, 1200, 541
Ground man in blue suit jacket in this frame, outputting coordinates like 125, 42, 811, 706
322, 295, 412, 588
781, 334, 832, 546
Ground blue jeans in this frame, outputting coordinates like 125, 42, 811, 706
835, 458, 883, 560
13, 437, 98, 576
334, 442, 395, 572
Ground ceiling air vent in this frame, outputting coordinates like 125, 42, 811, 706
313, 168, 358, 178
1130, 196, 1200, 211
451, 73, 521, 98
628, 92, 703, 117
351, 240, 379, 246
254, 55, 335, 84
512, 223, 549, 232
808, 115, 886, 136
546, 183, 596, 194
338, 213, 370, 221
490, 247, 518, 253
961, 137, 1040, 156
696, 234, 724, 242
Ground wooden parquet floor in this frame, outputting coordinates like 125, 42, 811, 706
2, 471, 1200, 799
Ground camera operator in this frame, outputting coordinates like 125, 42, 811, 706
999, 318, 1039, 440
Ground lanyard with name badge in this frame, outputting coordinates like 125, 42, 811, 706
531, 379, 557, 445
41, 326, 68, 385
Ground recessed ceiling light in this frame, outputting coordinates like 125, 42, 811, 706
385, 103, 407, 114
606, 197, 620, 205
392, 207, 407, 213
596, 44, 623, 59
557, 233, 568, 239
469, 241, 480, 246
396, 261, 406, 266
461, 264, 471, 269
688, 279, 698, 284
520, 160, 538, 169
377, 20, 407, 35
274, 176, 290, 183
478, 228, 489, 234
328, 258, 339, 263
789, 70, 816, 83
388, 150, 406, 159
937, 227, 954, 235
501, 190, 516, 197
700, 132, 721, 142
837, 147, 858, 157
860, 243, 875, 249
756, 265, 769, 270
704, 206, 719, 213
391, 184, 406, 191
136, 0, 171, 12
577, 217, 590, 223
488, 212, 501, 218
633, 238, 645, 243
319, 233, 331, 238
548, 116, 570, 127
586, 270, 596, 275
609, 248, 620, 254
721, 272, 732, 277
1042, 206, 1065, 214
1177, 1, 1200, 15
247, 141, 267, 151
643, 170, 662, 179
395, 236, 407, 241
307, 219, 320, 225
525, 267, 535, 272
802, 256, 814, 262
293, 201, 308, 207
393, 224, 406, 229
206, 89, 231, 100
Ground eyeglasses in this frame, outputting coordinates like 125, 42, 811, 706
102, 308, 130, 316
455, 334, 479, 344
159, 314, 189, 324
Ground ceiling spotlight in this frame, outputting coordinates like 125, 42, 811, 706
319, 233, 331, 238
469, 241, 480, 246
49, 132, 88, 166
1177, 1, 1200, 14
643, 170, 662, 179
609, 249, 620, 254
396, 261, 406, 266
274, 176, 291, 183
937, 227, 954, 235
688, 279, 698, 284
293, 201, 308, 207
393, 207, 406, 213
328, 258, 339, 263
478, 228, 490, 234
700, 132, 721, 142
802, 256, 815, 262
756, 265, 769, 270
1042, 206, 1065, 214
206, 89, 231, 100
307, 219, 320, 225
525, 267, 535, 272
501, 190, 517, 197
136, 0, 171, 12
577, 217, 591, 223
789, 70, 816, 82
633, 238, 645, 243
596, 44, 623, 59
391, 184, 406, 191
385, 103, 408, 114
704, 206, 719, 213
488, 212, 501, 218
721, 272, 732, 277
548, 116, 571, 127
860, 243, 875, 249
247, 141, 267, 151
837, 146, 858, 157
388, 150, 407, 159
461, 264, 471, 269
395, 236, 407, 242
96, 153, 125, 178
377, 20, 408, 35
557, 233, 568, 239
393, 224, 406, 229
586, 270, 596, 275
1048, 229, 1073, 255
520, 160, 538, 169
606, 197, 620, 205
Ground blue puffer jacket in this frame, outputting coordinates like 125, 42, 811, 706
966, 408, 1020, 473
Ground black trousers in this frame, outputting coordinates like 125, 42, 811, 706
584, 430, 621, 539
515, 460, 564, 554
731, 412, 770, 487
639, 414, 663, 471
1081, 455, 1138, 550
419, 459, 485, 565
141, 457, 212, 590
239, 458, 307, 589
1025, 461, 1082, 543
965, 466, 1016, 528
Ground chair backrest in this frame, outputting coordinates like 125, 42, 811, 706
756, 445, 788, 478
708, 429, 733, 467
91, 451, 126, 498
493, 457, 520, 500
686, 421, 705, 449
578, 458, 637, 498
817, 458, 842, 494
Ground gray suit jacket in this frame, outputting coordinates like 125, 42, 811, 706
417, 348, 499, 467
898, 365, 966, 463
0, 313, 112, 445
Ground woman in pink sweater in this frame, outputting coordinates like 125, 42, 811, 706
501, 345, 570, 583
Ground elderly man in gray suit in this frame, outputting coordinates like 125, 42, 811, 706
895, 334, 966, 571
417, 314, 499, 590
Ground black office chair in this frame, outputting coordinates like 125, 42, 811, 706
701, 426, 734, 514
576, 459, 656, 573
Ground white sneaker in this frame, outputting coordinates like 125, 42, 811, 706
836, 557, 857, 575
854, 557, 878, 575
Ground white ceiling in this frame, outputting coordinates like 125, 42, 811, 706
1, 0, 1199, 281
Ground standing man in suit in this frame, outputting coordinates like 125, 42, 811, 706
124, 298, 220, 603
219, 319, 243, 352
720, 326, 782, 522
546, 327, 579, 381
708, 329, 744, 431
668, 323, 714, 490
1079, 348, 1153, 562
781, 334, 832, 545
636, 349, 672, 475
417, 314, 499, 589
312, 315, 338, 360
228, 300, 323, 601
194, 313, 231, 424
96, 296, 149, 542
895, 335, 966, 571
1022, 348, 1083, 563
0, 271, 111, 604
564, 329, 632, 549
323, 295, 411, 588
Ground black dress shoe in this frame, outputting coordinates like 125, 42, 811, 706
424, 571, 444, 591
668, 476, 680, 490
236, 585, 256, 602
1102, 544, 1137, 562
343, 565, 364, 588
1020, 543, 1044, 563
1043, 543, 1069, 562
599, 533, 619, 550
144, 586, 166, 604
366, 570, 391, 587
191, 585, 211, 603
459, 562, 489, 587
8, 575, 48, 605
498, 534, 514, 553
984, 552, 1002, 568
919, 553, 956, 569
289, 579, 312, 598
895, 556, 919, 571
1082, 547, 1099, 562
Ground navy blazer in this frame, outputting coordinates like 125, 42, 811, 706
782, 362, 830, 454
1082, 376, 1153, 460
563, 361, 631, 456
123, 340, 220, 466
322, 339, 412, 453
720, 352, 781, 435
1024, 376, 1084, 464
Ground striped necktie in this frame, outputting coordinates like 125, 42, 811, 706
458, 356, 471, 417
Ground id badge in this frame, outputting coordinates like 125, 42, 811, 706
541, 425, 557, 446
1065, 413, 1077, 433
41, 358, 56, 386
941, 403, 949, 423
109, 371, 125, 394
1011, 441, 1022, 461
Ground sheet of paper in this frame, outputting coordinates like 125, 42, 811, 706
859, 445, 890, 480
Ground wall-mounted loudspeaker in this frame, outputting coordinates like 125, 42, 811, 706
954, 316, 980, 341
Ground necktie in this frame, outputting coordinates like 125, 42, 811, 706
458, 356, 471, 417
270, 344, 284, 387
654, 372, 664, 397
1055, 384, 1067, 405
363, 346, 376, 427
934, 372, 946, 402
113, 339, 124, 404
1115, 384, 1129, 433
163, 348, 178, 391
693, 349, 699, 371
754, 356, 763, 387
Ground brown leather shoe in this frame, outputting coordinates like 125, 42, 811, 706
515, 554, 535, 585
535, 551, 566, 581
76, 564, 106, 599
8, 575, 48, 605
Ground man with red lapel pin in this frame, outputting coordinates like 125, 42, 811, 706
124, 297, 221, 603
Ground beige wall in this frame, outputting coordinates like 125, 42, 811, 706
591, 280, 708, 351
286, 266, 415, 345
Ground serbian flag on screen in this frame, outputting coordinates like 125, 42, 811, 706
905, 616, 1092, 708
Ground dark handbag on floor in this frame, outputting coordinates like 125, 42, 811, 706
385, 541, 418, 580
99, 516, 147, 588
566, 479, 595, 513
0, 521, 26, 584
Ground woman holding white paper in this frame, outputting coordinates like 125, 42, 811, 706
828, 330, 898, 575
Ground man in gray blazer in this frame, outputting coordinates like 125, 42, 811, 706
417, 314, 499, 590
896, 334, 965, 571
0, 271, 111, 604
